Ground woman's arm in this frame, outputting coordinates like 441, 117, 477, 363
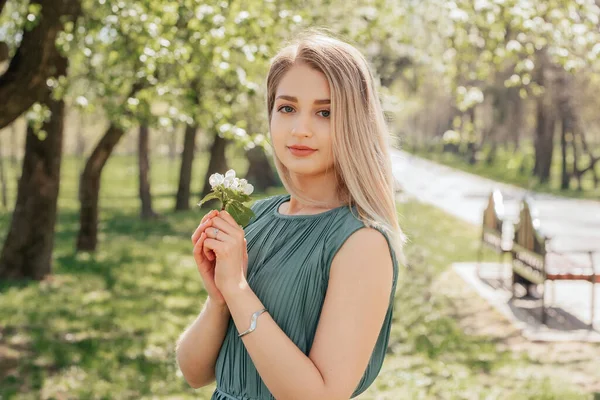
175, 297, 231, 388
220, 227, 393, 400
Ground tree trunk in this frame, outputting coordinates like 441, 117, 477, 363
245, 146, 279, 192
0, 94, 64, 280
532, 54, 556, 184
572, 133, 582, 191
199, 134, 229, 210
0, 0, 81, 130
0, 133, 7, 209
174, 124, 198, 211
75, 111, 86, 158
10, 123, 19, 168
507, 87, 523, 151
560, 117, 570, 190
467, 107, 477, 165
533, 93, 556, 183
138, 124, 157, 219
76, 124, 126, 251
76, 83, 143, 251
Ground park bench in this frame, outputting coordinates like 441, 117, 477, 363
477, 189, 512, 280
510, 197, 598, 327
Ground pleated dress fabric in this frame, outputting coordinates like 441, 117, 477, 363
211, 194, 399, 400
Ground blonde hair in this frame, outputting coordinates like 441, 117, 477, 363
265, 29, 408, 267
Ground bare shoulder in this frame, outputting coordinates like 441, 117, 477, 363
333, 227, 392, 262
331, 227, 393, 286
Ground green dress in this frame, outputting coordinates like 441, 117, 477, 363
211, 194, 399, 400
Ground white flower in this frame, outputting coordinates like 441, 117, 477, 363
223, 176, 234, 188
239, 179, 248, 186
243, 184, 254, 195
209, 173, 225, 188
225, 169, 236, 179
231, 177, 240, 190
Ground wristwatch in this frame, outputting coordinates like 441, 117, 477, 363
238, 307, 268, 337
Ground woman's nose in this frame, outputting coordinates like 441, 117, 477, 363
291, 114, 312, 137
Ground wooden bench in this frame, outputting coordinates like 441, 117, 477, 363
477, 189, 512, 280
510, 197, 598, 327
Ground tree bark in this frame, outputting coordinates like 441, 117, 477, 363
76, 123, 125, 251
174, 124, 198, 211
532, 56, 555, 184
245, 146, 278, 192
199, 134, 229, 210
0, 0, 81, 130
572, 132, 582, 191
0, 92, 65, 280
560, 117, 570, 190
10, 123, 19, 168
76, 82, 143, 251
0, 133, 7, 209
533, 96, 555, 184
138, 124, 157, 219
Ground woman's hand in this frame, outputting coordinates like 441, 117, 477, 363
201, 210, 249, 297
191, 209, 227, 307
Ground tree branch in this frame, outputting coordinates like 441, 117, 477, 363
0, 0, 9, 15
0, 0, 81, 130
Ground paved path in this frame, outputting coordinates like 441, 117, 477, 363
391, 149, 600, 328
391, 149, 600, 257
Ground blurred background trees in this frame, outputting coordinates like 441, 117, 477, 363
1, 0, 599, 279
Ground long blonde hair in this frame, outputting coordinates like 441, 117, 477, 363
265, 29, 408, 267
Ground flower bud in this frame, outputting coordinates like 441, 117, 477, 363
225, 169, 236, 179
243, 183, 254, 195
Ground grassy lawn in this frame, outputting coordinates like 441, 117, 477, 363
0, 154, 594, 399
405, 143, 600, 201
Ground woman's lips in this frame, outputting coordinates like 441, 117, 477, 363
288, 147, 317, 157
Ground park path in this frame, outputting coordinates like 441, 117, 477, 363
391, 149, 600, 327
391, 149, 600, 258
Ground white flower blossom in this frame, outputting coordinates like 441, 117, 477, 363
223, 176, 234, 188
207, 169, 253, 196
243, 184, 254, 195
209, 173, 225, 188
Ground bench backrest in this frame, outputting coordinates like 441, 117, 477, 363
514, 198, 546, 255
482, 189, 504, 236
511, 197, 548, 283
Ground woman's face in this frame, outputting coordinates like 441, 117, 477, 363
270, 62, 334, 177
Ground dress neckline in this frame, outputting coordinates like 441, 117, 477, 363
273, 194, 349, 220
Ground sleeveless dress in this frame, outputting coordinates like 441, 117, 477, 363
211, 194, 399, 400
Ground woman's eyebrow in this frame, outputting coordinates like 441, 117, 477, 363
275, 95, 330, 105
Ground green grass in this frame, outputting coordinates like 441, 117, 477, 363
0, 154, 594, 399
406, 141, 600, 201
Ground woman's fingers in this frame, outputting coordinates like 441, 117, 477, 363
193, 232, 207, 261
191, 210, 219, 244
192, 219, 213, 245
205, 217, 235, 238
218, 210, 239, 228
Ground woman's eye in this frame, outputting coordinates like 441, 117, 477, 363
318, 110, 331, 118
279, 106, 294, 113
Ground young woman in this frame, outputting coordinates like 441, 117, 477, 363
176, 30, 407, 400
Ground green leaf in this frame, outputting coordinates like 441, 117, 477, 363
225, 201, 255, 227
222, 188, 252, 203
197, 191, 221, 208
